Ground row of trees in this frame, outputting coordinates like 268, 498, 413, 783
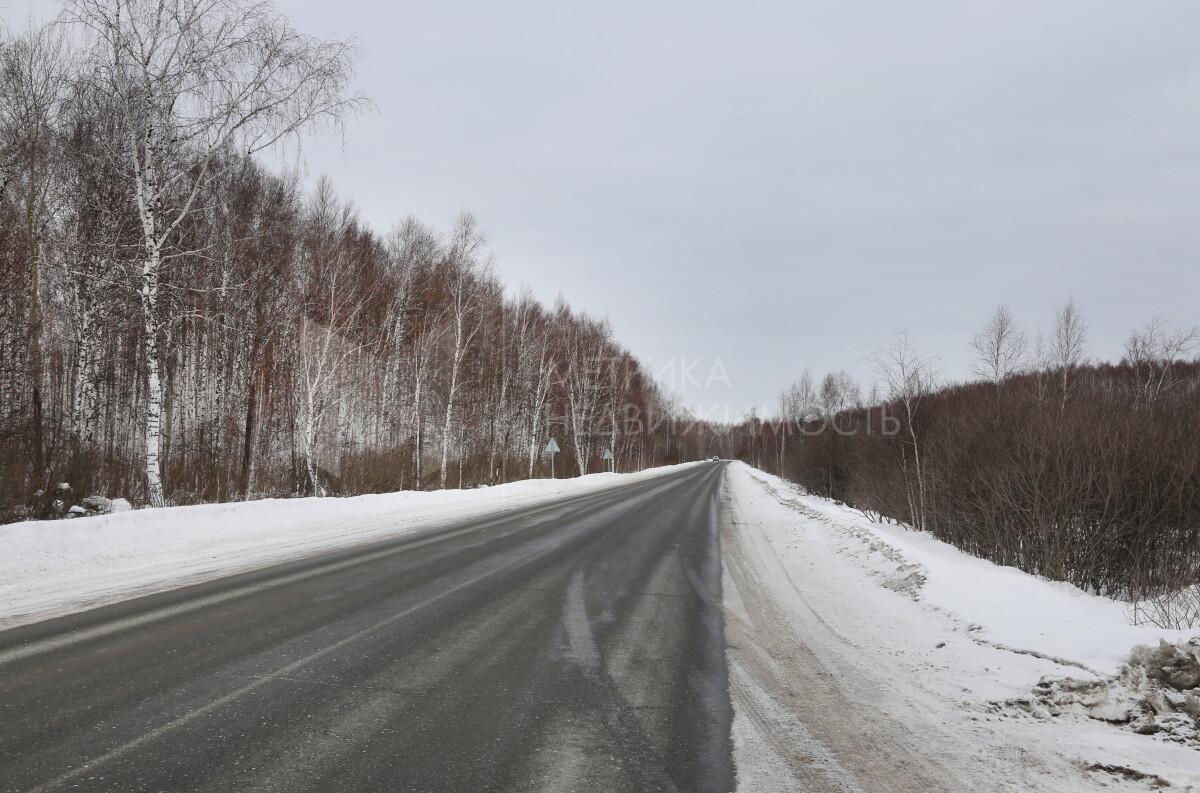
739, 305, 1200, 601
0, 0, 697, 521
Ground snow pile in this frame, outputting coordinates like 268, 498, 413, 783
1028, 639, 1200, 748
1137, 637, 1200, 691
0, 463, 700, 629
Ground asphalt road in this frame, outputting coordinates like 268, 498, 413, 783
0, 463, 733, 793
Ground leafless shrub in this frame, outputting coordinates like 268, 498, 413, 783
1130, 588, 1200, 631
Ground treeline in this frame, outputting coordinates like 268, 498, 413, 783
738, 306, 1200, 600
0, 1, 696, 521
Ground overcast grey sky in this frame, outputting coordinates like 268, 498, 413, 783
8, 0, 1200, 418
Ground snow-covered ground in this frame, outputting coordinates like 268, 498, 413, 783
0, 463, 701, 630
721, 461, 1200, 792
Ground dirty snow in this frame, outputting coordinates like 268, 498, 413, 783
722, 461, 1200, 792
0, 463, 701, 629
1028, 639, 1200, 750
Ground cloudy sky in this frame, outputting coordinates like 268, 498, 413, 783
8, 0, 1200, 417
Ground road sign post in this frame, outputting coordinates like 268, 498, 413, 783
544, 438, 560, 479
602, 448, 614, 473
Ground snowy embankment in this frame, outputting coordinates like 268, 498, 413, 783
722, 462, 1199, 792
750, 469, 1192, 678
0, 463, 700, 630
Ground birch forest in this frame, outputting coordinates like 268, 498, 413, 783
0, 1, 699, 521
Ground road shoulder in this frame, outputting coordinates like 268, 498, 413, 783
719, 461, 1200, 792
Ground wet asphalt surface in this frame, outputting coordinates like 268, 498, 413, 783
0, 463, 732, 793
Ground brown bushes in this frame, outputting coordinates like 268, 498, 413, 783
756, 363, 1200, 599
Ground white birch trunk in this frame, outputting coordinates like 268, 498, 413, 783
439, 353, 460, 489
140, 257, 165, 507
135, 126, 167, 507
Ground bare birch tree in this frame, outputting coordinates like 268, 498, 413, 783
437, 213, 489, 489
1049, 300, 1087, 411
295, 183, 371, 495
513, 292, 555, 478
776, 369, 816, 474
1125, 318, 1199, 407
561, 311, 610, 476
970, 304, 1026, 387
408, 306, 443, 488
296, 273, 366, 496
872, 333, 938, 532
818, 370, 860, 416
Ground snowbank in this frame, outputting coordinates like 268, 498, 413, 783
0, 463, 700, 629
738, 464, 1191, 678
